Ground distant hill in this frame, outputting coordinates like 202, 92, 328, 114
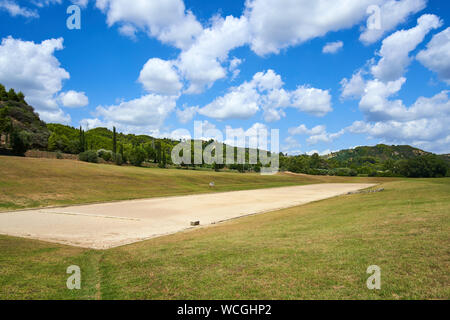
326, 144, 431, 162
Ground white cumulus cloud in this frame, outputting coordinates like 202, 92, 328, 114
0, 36, 73, 123
177, 15, 250, 93
138, 58, 182, 96
59, 90, 89, 108
359, 0, 426, 44
95, 0, 203, 49
0, 0, 39, 18
417, 27, 450, 85
244, 0, 424, 56
322, 41, 343, 54
289, 124, 344, 145
198, 70, 332, 121
371, 14, 442, 82
89, 94, 177, 133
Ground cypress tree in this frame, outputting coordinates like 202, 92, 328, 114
113, 126, 117, 155
79, 126, 86, 153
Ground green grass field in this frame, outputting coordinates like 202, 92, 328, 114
0, 156, 448, 299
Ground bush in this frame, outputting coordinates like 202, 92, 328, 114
399, 155, 448, 178
114, 153, 123, 166
128, 146, 146, 167
79, 150, 98, 163
97, 149, 113, 162
11, 129, 31, 155
158, 161, 166, 168
56, 151, 63, 159
333, 168, 357, 176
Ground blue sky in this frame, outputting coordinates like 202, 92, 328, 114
0, 0, 449, 154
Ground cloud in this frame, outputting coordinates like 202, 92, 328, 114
306, 149, 332, 156
244, 0, 423, 55
198, 70, 332, 121
359, 77, 408, 121
371, 14, 442, 82
95, 0, 203, 50
176, 105, 198, 124
229, 57, 243, 80
177, 15, 250, 93
291, 86, 332, 117
31, 0, 62, 7
59, 90, 89, 108
349, 90, 450, 153
118, 24, 137, 40
198, 81, 260, 120
281, 136, 302, 154
90, 1, 433, 93
340, 16, 450, 154
223, 122, 270, 149
340, 70, 366, 100
72, 0, 89, 7
138, 58, 182, 95
244, 0, 371, 55
0, 0, 39, 18
359, 0, 426, 44
322, 41, 343, 54
417, 27, 450, 85
0, 36, 72, 123
86, 94, 177, 133
289, 124, 344, 145
358, 78, 450, 123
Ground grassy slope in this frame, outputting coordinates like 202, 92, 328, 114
1, 178, 448, 299
0, 156, 320, 211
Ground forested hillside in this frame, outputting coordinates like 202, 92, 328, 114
0, 84, 50, 153
327, 145, 430, 162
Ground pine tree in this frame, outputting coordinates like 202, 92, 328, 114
17, 91, 26, 104
7, 88, 18, 101
0, 84, 7, 100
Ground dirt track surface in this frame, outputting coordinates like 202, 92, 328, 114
0, 183, 375, 249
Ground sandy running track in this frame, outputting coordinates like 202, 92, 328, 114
0, 183, 374, 249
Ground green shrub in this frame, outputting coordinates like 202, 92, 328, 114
97, 149, 113, 162
11, 129, 31, 155
334, 168, 357, 176
56, 151, 63, 159
114, 153, 123, 166
129, 146, 146, 167
79, 150, 98, 163
399, 154, 448, 178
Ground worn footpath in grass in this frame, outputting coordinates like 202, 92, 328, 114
0, 178, 448, 299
